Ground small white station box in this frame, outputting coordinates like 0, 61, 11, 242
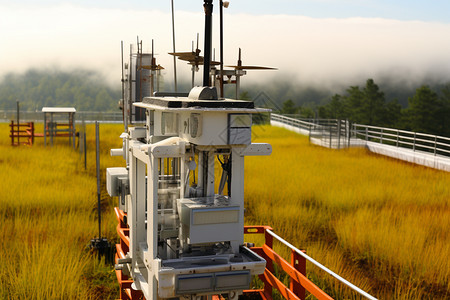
106, 167, 128, 197
178, 197, 241, 245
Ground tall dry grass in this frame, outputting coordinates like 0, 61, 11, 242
245, 125, 450, 299
2, 122, 448, 299
0, 122, 124, 299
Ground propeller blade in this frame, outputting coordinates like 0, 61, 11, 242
178, 54, 201, 62
188, 60, 220, 66
225, 65, 277, 70
168, 51, 196, 56
141, 65, 165, 70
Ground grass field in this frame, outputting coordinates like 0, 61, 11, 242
0, 122, 448, 299
0, 122, 123, 299
246, 125, 450, 299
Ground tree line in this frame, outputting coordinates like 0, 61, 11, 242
279, 79, 450, 137
0, 69, 120, 112
1, 69, 449, 137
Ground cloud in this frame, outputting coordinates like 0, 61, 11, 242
1, 4, 450, 89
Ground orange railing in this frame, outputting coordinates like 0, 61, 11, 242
9, 121, 35, 146
244, 226, 333, 300
112, 208, 363, 300
114, 207, 144, 300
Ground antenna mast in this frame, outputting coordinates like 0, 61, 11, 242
220, 0, 224, 97
202, 0, 213, 86
171, 0, 178, 92
151, 39, 155, 95
121, 41, 127, 130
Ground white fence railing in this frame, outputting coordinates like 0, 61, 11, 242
352, 123, 450, 157
267, 229, 377, 300
271, 113, 350, 149
271, 114, 450, 158
271, 113, 339, 131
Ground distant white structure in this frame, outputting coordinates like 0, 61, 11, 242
42, 107, 76, 147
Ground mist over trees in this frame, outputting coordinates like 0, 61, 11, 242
318, 79, 402, 127
315, 79, 450, 136
404, 85, 450, 136
0, 69, 120, 112
0, 68, 449, 136
260, 78, 449, 137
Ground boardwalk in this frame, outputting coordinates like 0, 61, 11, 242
271, 114, 450, 172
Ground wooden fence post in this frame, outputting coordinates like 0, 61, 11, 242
264, 228, 274, 298
10, 120, 14, 146
31, 122, 35, 145
290, 250, 306, 300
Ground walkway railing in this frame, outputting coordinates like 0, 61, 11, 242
270, 114, 450, 158
271, 114, 350, 149
352, 123, 450, 158
113, 208, 376, 300
244, 225, 377, 300
271, 113, 339, 132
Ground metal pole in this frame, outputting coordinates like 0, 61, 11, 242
219, 0, 224, 97
171, 0, 178, 92
83, 119, 87, 170
129, 44, 133, 125
235, 48, 242, 99
95, 122, 101, 239
121, 41, 126, 129
50, 113, 54, 146
151, 39, 155, 96
329, 126, 332, 148
44, 112, 47, 146
16, 101, 19, 146
396, 130, 399, 147
434, 136, 437, 156
337, 120, 341, 150
348, 121, 351, 148
203, 0, 213, 87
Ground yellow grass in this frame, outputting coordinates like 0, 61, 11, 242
1, 122, 448, 299
246, 125, 450, 299
0, 122, 123, 299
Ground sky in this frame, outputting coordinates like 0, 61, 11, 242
1, 0, 450, 89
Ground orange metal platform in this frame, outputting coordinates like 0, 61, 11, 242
113, 207, 334, 300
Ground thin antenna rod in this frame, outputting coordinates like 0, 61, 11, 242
95, 122, 101, 239
151, 39, 155, 95
129, 44, 133, 124
171, 0, 178, 92
238, 48, 242, 66
137, 36, 140, 53
220, 0, 224, 97
138, 38, 143, 110
203, 0, 213, 87
121, 41, 125, 130
236, 48, 242, 99
16, 100, 19, 145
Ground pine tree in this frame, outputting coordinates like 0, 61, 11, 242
362, 79, 386, 125
405, 85, 442, 134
